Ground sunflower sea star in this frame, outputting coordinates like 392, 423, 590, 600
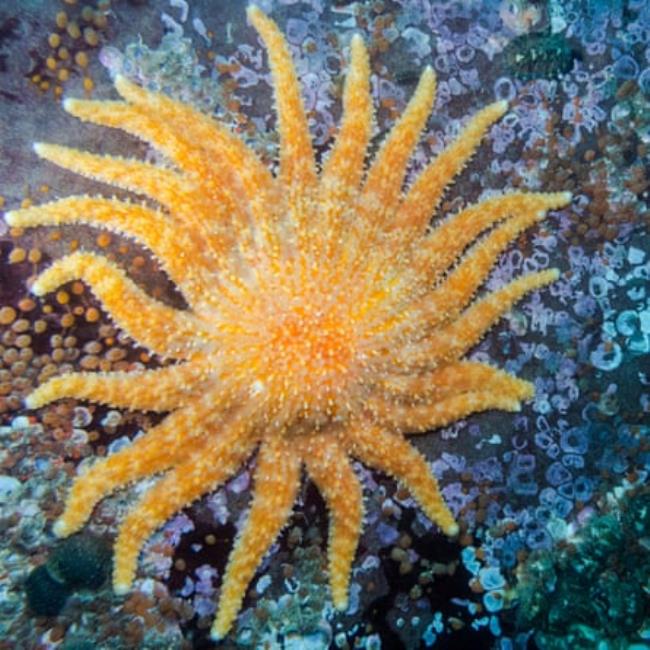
5, 6, 570, 640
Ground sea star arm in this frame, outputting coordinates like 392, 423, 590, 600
379, 361, 533, 401
400, 101, 508, 228
113, 422, 258, 594
300, 434, 363, 610
415, 207, 547, 328
63, 96, 268, 258
247, 6, 317, 202
33, 143, 195, 214
317, 35, 372, 262
410, 191, 571, 272
419, 269, 560, 367
31, 251, 211, 360
53, 405, 216, 537
368, 389, 526, 433
26, 362, 208, 412
361, 67, 436, 223
5, 196, 211, 307
320, 35, 372, 206
212, 435, 301, 640
361, 205, 545, 343
113, 75, 276, 215
113, 75, 283, 261
63, 99, 208, 177
347, 424, 458, 536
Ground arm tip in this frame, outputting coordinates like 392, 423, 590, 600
246, 4, 263, 21
30, 277, 46, 297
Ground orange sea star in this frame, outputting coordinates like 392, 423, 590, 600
5, 6, 570, 640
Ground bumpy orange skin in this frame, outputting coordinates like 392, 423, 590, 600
6, 6, 570, 640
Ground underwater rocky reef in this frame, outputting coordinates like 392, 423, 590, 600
0, 0, 648, 648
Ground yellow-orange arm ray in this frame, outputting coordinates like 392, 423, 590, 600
247, 6, 317, 201
368, 388, 529, 433
320, 35, 372, 205
379, 361, 534, 401
31, 252, 212, 360
346, 424, 458, 536
53, 404, 217, 538
64, 99, 210, 178
361, 67, 436, 223
400, 100, 508, 228
409, 191, 571, 271
26, 362, 209, 412
33, 143, 195, 215
211, 435, 301, 640
113, 422, 258, 594
301, 434, 363, 609
405, 269, 560, 369
5, 196, 212, 307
